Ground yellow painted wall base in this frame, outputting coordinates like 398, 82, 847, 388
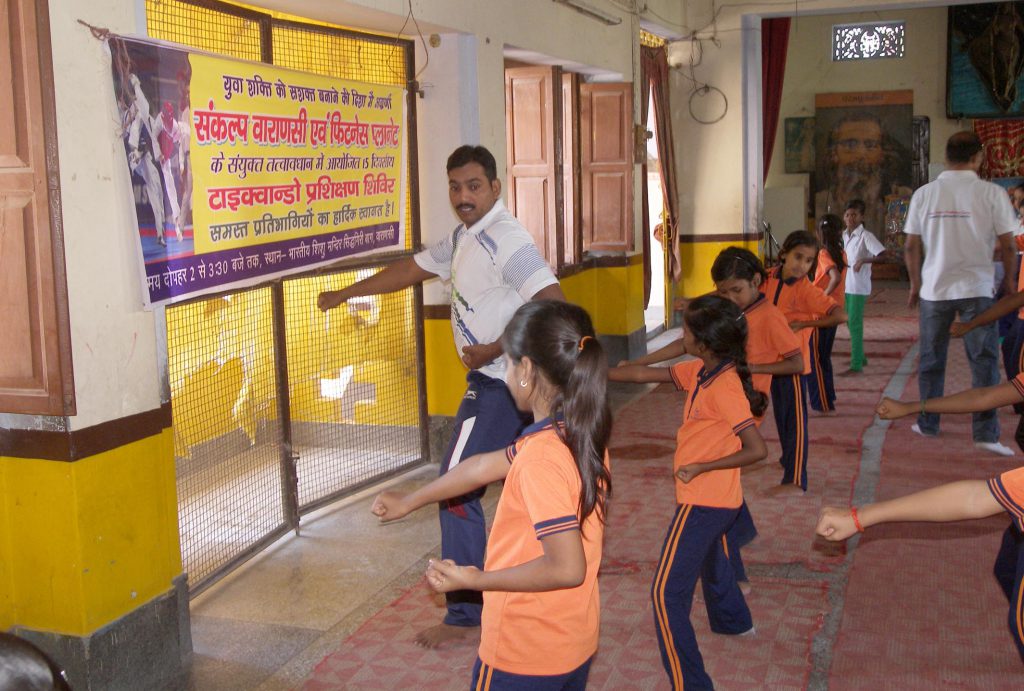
561, 259, 646, 337
677, 239, 761, 298
423, 317, 467, 418
0, 429, 181, 635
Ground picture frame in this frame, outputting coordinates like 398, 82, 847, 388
947, 2, 1024, 118
783, 117, 815, 174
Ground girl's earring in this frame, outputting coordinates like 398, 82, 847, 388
519, 380, 528, 388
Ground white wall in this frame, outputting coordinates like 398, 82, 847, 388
672, 0, 953, 238
47, 0, 162, 430
765, 6, 957, 201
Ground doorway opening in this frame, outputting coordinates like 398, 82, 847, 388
645, 92, 667, 335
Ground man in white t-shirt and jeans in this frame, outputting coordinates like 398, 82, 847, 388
319, 145, 564, 647
841, 198, 888, 375
904, 131, 1019, 455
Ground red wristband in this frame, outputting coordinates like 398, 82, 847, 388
850, 506, 864, 533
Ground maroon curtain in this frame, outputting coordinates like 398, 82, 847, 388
761, 18, 791, 182
641, 46, 682, 291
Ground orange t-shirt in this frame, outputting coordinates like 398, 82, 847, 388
764, 266, 840, 375
989, 466, 1024, 530
987, 375, 1024, 523
743, 295, 803, 398
479, 420, 605, 676
669, 360, 756, 508
813, 248, 846, 303
1015, 237, 1024, 318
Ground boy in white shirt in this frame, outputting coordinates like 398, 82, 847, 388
841, 199, 888, 374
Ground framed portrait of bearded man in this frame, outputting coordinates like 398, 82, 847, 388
813, 90, 914, 242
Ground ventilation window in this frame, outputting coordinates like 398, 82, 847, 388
832, 21, 905, 61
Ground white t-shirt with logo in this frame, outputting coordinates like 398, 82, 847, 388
414, 200, 558, 380
842, 224, 886, 296
903, 170, 1019, 301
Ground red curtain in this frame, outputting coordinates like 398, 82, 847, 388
974, 119, 1024, 179
761, 18, 791, 182
641, 45, 682, 299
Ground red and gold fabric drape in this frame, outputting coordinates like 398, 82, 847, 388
974, 119, 1024, 179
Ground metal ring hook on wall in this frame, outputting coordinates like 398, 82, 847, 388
688, 85, 728, 125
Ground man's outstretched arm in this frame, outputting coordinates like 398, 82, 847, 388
318, 256, 437, 311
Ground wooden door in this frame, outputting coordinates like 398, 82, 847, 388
505, 65, 563, 268
562, 72, 580, 266
0, 0, 74, 414
580, 82, 633, 252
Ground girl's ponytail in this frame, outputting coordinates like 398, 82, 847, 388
817, 214, 847, 272
502, 301, 612, 526
730, 322, 768, 418
563, 335, 612, 525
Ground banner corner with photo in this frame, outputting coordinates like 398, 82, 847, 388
109, 36, 407, 308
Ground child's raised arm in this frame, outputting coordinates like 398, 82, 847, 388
750, 352, 803, 377
676, 425, 767, 484
618, 338, 687, 367
372, 449, 511, 522
950, 290, 1024, 338
425, 529, 586, 594
876, 380, 1024, 420
816, 479, 1004, 542
789, 305, 848, 332
608, 363, 677, 383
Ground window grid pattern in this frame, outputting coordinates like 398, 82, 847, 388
832, 21, 905, 61
282, 269, 423, 511
146, 0, 264, 62
167, 286, 285, 592
272, 22, 414, 251
148, 0, 424, 594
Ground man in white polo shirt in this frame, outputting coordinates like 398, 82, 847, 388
318, 145, 564, 646
904, 131, 1018, 455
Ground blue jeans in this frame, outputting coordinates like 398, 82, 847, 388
917, 297, 1000, 441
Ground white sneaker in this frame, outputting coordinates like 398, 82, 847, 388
974, 441, 1015, 457
910, 424, 936, 438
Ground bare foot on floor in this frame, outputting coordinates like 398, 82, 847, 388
739, 580, 752, 596
414, 623, 479, 649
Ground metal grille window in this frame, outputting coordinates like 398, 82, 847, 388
271, 20, 415, 251
832, 21, 905, 61
145, 0, 267, 62
283, 268, 424, 511
148, 0, 425, 594
167, 287, 286, 590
